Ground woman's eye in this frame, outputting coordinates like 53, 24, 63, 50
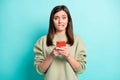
62, 17, 66, 19
54, 17, 59, 20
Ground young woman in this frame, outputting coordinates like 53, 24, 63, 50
34, 5, 86, 80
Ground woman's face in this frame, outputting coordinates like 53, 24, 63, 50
53, 10, 68, 33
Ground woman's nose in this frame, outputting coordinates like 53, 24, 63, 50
58, 18, 62, 23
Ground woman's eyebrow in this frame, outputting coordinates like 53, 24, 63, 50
62, 14, 67, 16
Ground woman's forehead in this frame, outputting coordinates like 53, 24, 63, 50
54, 10, 67, 16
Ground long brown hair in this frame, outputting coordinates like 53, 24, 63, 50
47, 5, 74, 46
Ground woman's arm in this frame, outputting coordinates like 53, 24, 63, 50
66, 53, 80, 70
57, 43, 86, 73
57, 47, 80, 70
39, 53, 54, 72
39, 48, 60, 72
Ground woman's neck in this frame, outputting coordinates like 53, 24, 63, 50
55, 30, 66, 35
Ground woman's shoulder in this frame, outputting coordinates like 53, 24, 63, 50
74, 34, 81, 40
74, 34, 85, 43
40, 35, 47, 39
36, 35, 47, 43
74, 34, 86, 46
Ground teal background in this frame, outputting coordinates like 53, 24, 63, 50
0, 0, 120, 80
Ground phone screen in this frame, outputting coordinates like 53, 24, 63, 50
56, 41, 66, 47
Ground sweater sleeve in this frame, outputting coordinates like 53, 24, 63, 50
74, 36, 87, 74
33, 37, 46, 75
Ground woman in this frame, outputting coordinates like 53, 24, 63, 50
34, 5, 86, 80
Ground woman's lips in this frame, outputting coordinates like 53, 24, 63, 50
58, 24, 64, 26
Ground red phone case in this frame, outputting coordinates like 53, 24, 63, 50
56, 41, 66, 47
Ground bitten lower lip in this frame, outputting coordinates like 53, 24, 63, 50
58, 24, 64, 26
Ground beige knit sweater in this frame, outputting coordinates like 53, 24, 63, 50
34, 34, 86, 80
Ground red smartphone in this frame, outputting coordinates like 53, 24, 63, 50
56, 41, 66, 48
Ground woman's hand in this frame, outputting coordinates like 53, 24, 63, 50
56, 47, 70, 58
52, 47, 81, 71
52, 47, 60, 57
